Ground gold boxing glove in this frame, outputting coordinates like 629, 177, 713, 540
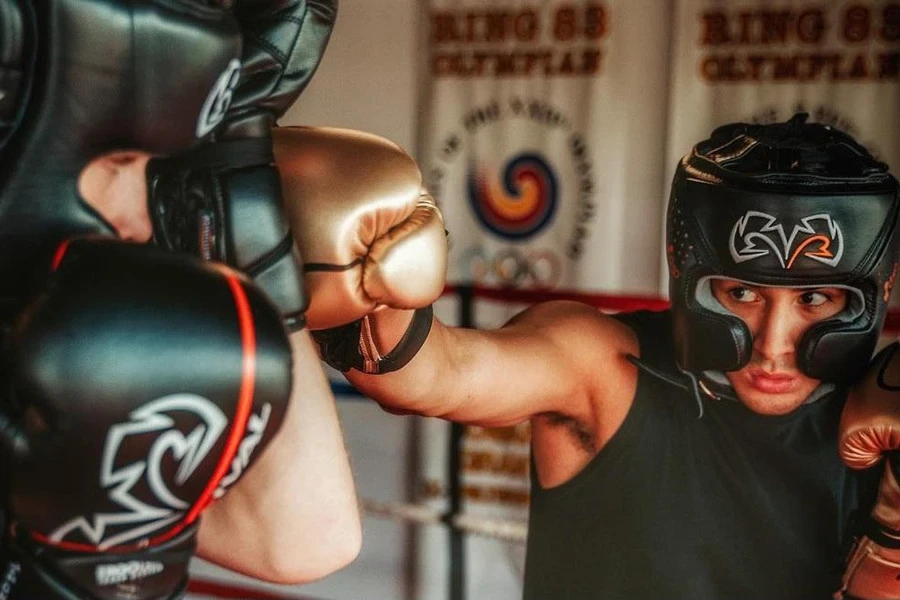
273, 126, 448, 373
837, 342, 900, 600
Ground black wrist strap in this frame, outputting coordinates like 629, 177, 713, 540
181, 138, 273, 170
364, 305, 433, 374
313, 306, 433, 375
864, 514, 900, 550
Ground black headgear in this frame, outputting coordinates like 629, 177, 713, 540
667, 113, 900, 384
0, 0, 243, 312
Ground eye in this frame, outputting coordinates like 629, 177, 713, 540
727, 286, 759, 303
800, 289, 849, 311
799, 291, 829, 307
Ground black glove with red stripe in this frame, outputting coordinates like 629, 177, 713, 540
0, 238, 292, 600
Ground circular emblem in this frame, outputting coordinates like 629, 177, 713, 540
467, 153, 559, 240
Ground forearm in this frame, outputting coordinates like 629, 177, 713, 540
197, 331, 361, 583
344, 308, 448, 413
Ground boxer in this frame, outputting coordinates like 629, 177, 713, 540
0, 1, 359, 597
274, 114, 900, 599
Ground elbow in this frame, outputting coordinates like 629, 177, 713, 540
309, 525, 363, 582
297, 520, 363, 584
253, 514, 363, 585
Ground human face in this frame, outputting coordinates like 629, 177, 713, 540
78, 151, 153, 242
710, 278, 849, 415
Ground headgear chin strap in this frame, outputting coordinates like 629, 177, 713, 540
0, 0, 242, 313
668, 113, 900, 384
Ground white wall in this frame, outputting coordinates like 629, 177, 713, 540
283, 0, 424, 151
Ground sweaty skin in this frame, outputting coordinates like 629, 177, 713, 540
349, 284, 848, 489
77, 153, 361, 582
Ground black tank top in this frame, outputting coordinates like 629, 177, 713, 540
523, 310, 876, 600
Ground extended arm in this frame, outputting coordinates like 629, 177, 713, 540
344, 301, 635, 430
273, 125, 642, 490
270, 126, 636, 430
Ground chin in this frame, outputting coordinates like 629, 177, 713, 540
725, 372, 821, 416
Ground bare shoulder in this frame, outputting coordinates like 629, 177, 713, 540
503, 301, 639, 404
512, 302, 643, 486
504, 300, 638, 361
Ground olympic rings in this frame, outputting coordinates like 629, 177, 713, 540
458, 246, 564, 289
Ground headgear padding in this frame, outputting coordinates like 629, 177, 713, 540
0, 0, 242, 311
667, 114, 900, 383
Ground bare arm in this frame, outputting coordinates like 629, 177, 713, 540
346, 301, 638, 430
196, 330, 361, 583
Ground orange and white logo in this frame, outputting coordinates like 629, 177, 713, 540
729, 211, 843, 269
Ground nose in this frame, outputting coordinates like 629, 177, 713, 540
751, 299, 798, 365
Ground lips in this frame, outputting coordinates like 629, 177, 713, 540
746, 369, 798, 394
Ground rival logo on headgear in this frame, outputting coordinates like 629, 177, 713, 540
729, 210, 844, 269
467, 153, 558, 240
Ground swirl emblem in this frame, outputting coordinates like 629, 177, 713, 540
468, 153, 558, 240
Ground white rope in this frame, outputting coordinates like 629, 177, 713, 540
361, 497, 528, 543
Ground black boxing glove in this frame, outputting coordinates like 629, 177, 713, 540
149, 0, 338, 332
0, 238, 292, 600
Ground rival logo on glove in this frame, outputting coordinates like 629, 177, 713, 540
729, 211, 844, 269
214, 402, 272, 499
50, 394, 228, 550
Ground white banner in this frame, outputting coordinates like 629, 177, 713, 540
668, 0, 900, 175
424, 0, 674, 297
419, 2, 674, 598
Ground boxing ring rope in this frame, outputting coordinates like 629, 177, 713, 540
359, 497, 528, 543
190, 284, 900, 599
188, 498, 526, 600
